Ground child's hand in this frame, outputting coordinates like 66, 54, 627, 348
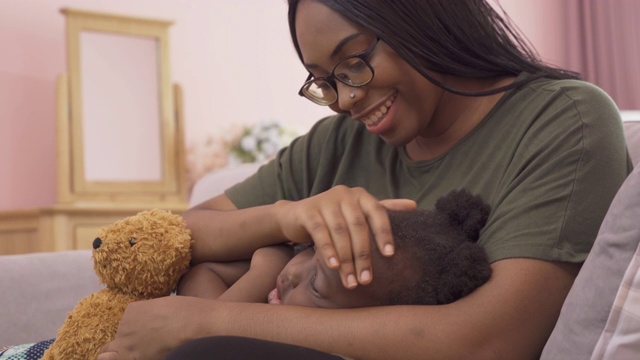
251, 245, 294, 272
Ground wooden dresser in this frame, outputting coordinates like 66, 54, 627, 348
0, 10, 189, 255
0, 202, 187, 254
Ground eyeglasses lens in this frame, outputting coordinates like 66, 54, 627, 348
302, 58, 373, 105
303, 81, 337, 105
334, 58, 372, 86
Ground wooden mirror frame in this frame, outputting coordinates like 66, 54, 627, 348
59, 8, 186, 205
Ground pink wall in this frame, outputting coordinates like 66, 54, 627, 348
1, 0, 631, 211
495, 0, 570, 69
0, 3, 63, 209
0, 0, 330, 211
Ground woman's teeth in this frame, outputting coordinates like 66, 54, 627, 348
363, 95, 396, 126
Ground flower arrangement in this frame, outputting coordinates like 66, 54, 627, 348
185, 119, 297, 194
228, 119, 297, 164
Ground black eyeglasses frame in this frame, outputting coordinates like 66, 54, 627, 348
298, 37, 380, 105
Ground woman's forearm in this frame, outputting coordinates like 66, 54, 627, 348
191, 258, 575, 360
197, 299, 483, 360
96, 254, 575, 360
182, 201, 286, 264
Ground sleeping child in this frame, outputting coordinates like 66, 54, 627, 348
178, 189, 493, 307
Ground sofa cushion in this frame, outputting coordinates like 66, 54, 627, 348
590, 237, 640, 359
0, 250, 101, 346
541, 164, 640, 359
623, 120, 640, 165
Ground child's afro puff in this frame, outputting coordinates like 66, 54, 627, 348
388, 189, 492, 305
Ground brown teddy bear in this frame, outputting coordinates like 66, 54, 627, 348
41, 209, 192, 360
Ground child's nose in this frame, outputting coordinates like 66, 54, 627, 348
286, 261, 313, 290
287, 268, 302, 289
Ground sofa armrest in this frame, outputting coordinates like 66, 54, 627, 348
542, 122, 640, 359
623, 120, 640, 165
189, 162, 262, 208
0, 250, 102, 345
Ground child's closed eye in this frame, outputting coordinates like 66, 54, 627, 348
310, 272, 319, 294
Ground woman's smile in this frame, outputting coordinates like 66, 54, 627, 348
353, 91, 398, 135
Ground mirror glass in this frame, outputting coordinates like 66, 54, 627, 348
80, 31, 162, 182
59, 8, 187, 204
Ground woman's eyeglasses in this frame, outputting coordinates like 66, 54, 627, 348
298, 37, 380, 106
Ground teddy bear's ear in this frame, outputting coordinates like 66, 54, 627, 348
434, 189, 490, 242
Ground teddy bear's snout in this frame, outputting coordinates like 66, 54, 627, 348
93, 238, 102, 249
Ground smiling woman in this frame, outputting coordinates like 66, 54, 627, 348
98, 1, 631, 359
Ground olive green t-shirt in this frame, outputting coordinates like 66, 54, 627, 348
227, 74, 632, 263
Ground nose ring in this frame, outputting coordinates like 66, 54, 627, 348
349, 93, 356, 99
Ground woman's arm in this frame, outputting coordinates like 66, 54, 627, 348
98, 257, 578, 360
183, 187, 415, 288
182, 194, 286, 264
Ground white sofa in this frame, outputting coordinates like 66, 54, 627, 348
1, 121, 639, 357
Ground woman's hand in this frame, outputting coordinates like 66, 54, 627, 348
274, 185, 416, 289
97, 296, 208, 360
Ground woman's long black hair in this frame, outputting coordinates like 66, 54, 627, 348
288, 0, 580, 96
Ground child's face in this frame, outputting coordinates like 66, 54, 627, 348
268, 246, 404, 308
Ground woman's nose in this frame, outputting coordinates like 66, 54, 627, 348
335, 83, 360, 110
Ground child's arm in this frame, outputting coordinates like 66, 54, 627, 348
177, 245, 293, 302
177, 260, 251, 299
218, 245, 294, 303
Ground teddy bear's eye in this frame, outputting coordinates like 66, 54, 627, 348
128, 237, 136, 247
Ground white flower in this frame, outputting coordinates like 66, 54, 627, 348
228, 119, 297, 163
240, 135, 258, 152
266, 128, 281, 143
261, 141, 280, 156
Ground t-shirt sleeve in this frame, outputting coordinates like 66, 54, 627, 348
480, 81, 632, 263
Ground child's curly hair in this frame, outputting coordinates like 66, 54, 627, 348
387, 189, 492, 305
